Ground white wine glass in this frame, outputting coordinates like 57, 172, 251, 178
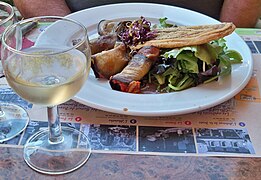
0, 1, 29, 142
1, 16, 92, 174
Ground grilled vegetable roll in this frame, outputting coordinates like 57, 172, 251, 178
90, 34, 117, 55
109, 46, 160, 93
91, 43, 130, 79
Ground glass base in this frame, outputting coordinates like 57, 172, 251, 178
23, 126, 91, 175
0, 103, 29, 142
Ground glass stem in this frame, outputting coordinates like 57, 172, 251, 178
47, 106, 63, 143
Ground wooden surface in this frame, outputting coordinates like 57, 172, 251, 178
0, 147, 260, 180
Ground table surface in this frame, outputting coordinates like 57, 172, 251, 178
1, 146, 261, 179
1, 27, 261, 179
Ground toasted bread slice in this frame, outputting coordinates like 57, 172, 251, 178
132, 23, 236, 49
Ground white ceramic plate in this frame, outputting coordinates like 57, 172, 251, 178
62, 3, 252, 116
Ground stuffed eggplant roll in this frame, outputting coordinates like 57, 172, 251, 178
109, 46, 160, 93
91, 43, 130, 79
89, 34, 117, 55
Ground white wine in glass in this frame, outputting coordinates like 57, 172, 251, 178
0, 1, 29, 143
1, 16, 92, 174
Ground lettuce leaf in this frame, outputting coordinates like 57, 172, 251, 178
154, 17, 175, 29
149, 38, 243, 92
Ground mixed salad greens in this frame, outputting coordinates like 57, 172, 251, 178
119, 17, 243, 93
147, 38, 242, 92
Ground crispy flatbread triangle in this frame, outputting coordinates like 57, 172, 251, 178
132, 23, 236, 49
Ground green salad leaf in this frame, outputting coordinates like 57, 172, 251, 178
153, 17, 175, 29
148, 38, 243, 92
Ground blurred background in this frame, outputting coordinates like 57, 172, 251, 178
1, 0, 261, 28
1, 0, 13, 6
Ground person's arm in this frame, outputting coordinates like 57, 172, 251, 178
220, 0, 261, 28
13, 0, 71, 18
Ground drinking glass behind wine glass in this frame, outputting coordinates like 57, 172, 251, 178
1, 16, 92, 174
0, 1, 29, 143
